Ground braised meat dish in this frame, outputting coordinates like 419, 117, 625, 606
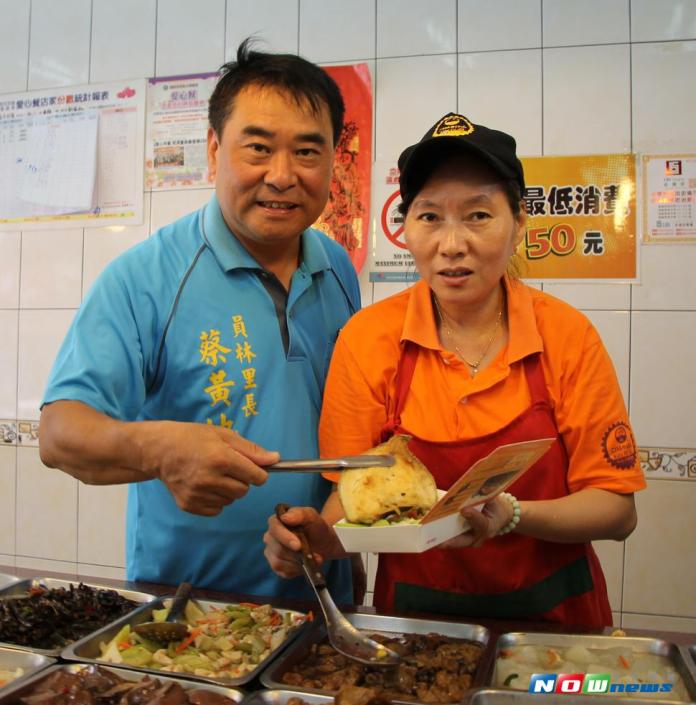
16, 666, 236, 705
281, 632, 484, 703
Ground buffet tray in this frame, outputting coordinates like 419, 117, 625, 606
0, 576, 18, 591
0, 647, 55, 696
260, 611, 491, 698
0, 662, 245, 704
462, 687, 690, 705
240, 690, 332, 705
491, 632, 696, 702
0, 578, 157, 657
61, 596, 309, 687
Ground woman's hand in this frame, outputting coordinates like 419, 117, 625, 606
263, 506, 347, 578
439, 494, 513, 549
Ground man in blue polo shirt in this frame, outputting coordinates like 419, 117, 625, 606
38, 40, 360, 603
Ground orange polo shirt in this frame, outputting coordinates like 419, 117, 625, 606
320, 277, 645, 494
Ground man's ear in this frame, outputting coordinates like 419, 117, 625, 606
207, 127, 219, 182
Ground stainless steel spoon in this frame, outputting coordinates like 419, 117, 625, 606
133, 582, 192, 643
275, 503, 400, 668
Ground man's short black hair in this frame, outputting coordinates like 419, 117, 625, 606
209, 38, 345, 145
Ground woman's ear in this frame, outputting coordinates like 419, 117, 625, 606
512, 200, 527, 252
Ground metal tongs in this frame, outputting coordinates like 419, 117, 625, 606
275, 503, 400, 668
267, 455, 395, 473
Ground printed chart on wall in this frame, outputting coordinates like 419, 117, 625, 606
519, 154, 637, 281
0, 80, 145, 230
369, 160, 419, 283
642, 154, 696, 243
313, 63, 372, 273
145, 73, 219, 189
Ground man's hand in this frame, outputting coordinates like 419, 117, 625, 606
147, 423, 276, 516
263, 506, 346, 579
439, 494, 513, 549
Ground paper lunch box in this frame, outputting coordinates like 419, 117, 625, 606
333, 437, 554, 553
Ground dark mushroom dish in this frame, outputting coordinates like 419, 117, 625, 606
0, 583, 137, 649
281, 632, 484, 703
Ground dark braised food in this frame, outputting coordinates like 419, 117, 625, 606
17, 665, 236, 705
0, 583, 137, 649
281, 632, 484, 703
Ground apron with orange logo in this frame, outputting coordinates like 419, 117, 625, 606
373, 342, 612, 628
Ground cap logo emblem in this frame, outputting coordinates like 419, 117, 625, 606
432, 114, 474, 137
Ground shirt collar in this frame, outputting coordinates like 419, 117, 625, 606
201, 193, 332, 275
401, 275, 544, 361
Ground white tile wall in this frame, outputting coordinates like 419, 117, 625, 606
543, 44, 631, 155
0, 231, 21, 308
0, 447, 16, 556
299, 0, 376, 63
630, 311, 696, 447
632, 244, 696, 310
28, 0, 92, 90
0, 0, 695, 630
17, 309, 76, 421
16, 447, 78, 562
632, 41, 696, 152
90, 0, 156, 83
377, 0, 456, 58
631, 0, 696, 42
542, 0, 630, 47
375, 54, 457, 161
0, 311, 19, 420
19, 229, 84, 309
458, 50, 542, 157
77, 483, 128, 567
226, 0, 299, 57
458, 0, 541, 52
0, 0, 30, 93
155, 0, 226, 77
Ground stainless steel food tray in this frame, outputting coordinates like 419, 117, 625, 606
462, 687, 689, 705
490, 633, 696, 702
0, 576, 19, 591
0, 646, 55, 696
0, 662, 245, 704
61, 596, 309, 687
0, 578, 157, 657
240, 690, 332, 705
260, 611, 491, 699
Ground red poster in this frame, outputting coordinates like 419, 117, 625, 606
314, 64, 373, 273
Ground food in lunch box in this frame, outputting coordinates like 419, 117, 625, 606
15, 665, 237, 705
338, 435, 437, 525
0, 583, 137, 650
0, 665, 24, 688
280, 631, 484, 703
495, 643, 691, 701
99, 600, 306, 681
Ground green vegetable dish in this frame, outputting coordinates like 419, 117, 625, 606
99, 600, 307, 681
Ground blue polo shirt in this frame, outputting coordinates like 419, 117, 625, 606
42, 194, 360, 602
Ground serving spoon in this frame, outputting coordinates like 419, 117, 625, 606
275, 503, 401, 668
133, 582, 192, 643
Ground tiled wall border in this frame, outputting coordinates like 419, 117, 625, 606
0, 420, 38, 447
639, 446, 696, 480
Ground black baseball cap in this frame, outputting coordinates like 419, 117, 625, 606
398, 113, 525, 211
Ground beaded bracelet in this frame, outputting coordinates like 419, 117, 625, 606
497, 492, 521, 535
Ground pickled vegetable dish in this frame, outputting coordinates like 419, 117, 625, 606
99, 600, 306, 681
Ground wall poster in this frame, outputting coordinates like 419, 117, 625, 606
0, 80, 145, 230
642, 153, 696, 243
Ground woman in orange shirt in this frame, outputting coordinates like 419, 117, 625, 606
264, 113, 645, 627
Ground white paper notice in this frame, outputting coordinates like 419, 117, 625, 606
0, 80, 145, 230
19, 110, 98, 212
